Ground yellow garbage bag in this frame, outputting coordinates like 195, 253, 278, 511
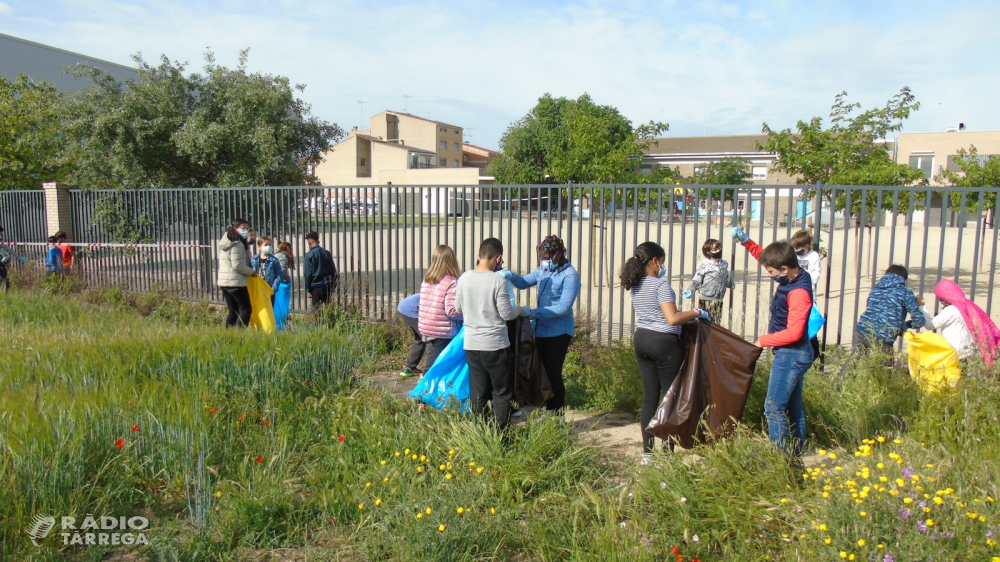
903, 332, 961, 393
247, 276, 276, 334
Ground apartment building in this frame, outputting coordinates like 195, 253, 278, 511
894, 130, 1000, 186
368, 111, 465, 168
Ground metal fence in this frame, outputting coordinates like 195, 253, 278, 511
0, 189, 48, 262
3, 184, 998, 349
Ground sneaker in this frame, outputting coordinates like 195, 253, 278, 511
511, 408, 524, 418
400, 367, 420, 378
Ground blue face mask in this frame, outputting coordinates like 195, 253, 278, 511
656, 261, 666, 279
238, 229, 249, 239
771, 273, 790, 285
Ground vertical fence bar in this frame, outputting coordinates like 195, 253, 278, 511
918, 188, 932, 300
953, 191, 967, 285
835, 189, 852, 346
851, 189, 868, 335
969, 193, 985, 300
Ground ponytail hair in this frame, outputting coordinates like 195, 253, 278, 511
620, 241, 665, 290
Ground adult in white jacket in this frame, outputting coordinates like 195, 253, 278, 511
217, 219, 257, 328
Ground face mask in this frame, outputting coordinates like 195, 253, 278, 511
238, 229, 249, 239
771, 272, 790, 285
795, 248, 808, 257
710, 251, 723, 259
540, 259, 552, 271
261, 245, 273, 254
656, 261, 666, 279
494, 258, 504, 272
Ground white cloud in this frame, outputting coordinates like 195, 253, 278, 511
2, 0, 998, 146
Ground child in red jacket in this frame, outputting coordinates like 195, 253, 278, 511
733, 227, 813, 457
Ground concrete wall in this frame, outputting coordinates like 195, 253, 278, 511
896, 131, 1000, 186
315, 136, 364, 185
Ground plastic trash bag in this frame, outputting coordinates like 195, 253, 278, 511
247, 276, 276, 334
273, 282, 292, 331
507, 279, 517, 311
808, 305, 826, 339
408, 328, 470, 412
903, 331, 961, 393
647, 321, 763, 449
508, 317, 554, 407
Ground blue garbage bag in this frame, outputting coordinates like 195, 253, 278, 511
808, 305, 826, 339
407, 327, 470, 412
274, 282, 292, 331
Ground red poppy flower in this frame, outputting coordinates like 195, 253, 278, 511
126, 401, 135, 408
130, 424, 140, 433
262, 421, 270, 427
114, 438, 125, 449
255, 456, 264, 463
671, 547, 680, 555
692, 558, 701, 562
338, 434, 345, 442
209, 407, 217, 415
238, 414, 247, 421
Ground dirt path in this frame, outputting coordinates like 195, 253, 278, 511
367, 368, 651, 460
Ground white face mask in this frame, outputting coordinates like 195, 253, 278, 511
261, 245, 273, 254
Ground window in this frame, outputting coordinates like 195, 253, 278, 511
439, 127, 446, 133
439, 158, 447, 167
360, 158, 366, 166
439, 141, 447, 150
454, 143, 460, 151
752, 166, 767, 181
454, 129, 460, 134
639, 165, 653, 176
453, 160, 459, 168
909, 155, 934, 179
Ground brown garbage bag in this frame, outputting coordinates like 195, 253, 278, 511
646, 321, 762, 449
507, 318, 554, 406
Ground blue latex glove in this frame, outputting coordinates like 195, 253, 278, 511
497, 269, 513, 280
519, 305, 532, 318
681, 290, 693, 299
698, 308, 712, 322
18, 256, 28, 263
731, 226, 749, 244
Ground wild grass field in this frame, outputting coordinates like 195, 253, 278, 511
2, 279, 1000, 561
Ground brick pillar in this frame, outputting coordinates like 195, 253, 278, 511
42, 182, 73, 237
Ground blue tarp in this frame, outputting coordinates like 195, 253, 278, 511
274, 282, 292, 331
407, 327, 470, 411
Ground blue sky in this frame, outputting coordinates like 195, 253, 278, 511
3, 0, 999, 148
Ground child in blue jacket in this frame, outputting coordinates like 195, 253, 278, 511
250, 236, 283, 304
45, 236, 64, 273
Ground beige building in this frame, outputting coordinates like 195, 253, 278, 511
641, 135, 800, 185
367, 111, 465, 168
315, 110, 488, 186
894, 130, 1000, 186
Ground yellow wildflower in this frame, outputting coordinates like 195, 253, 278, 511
438, 524, 446, 532
858, 539, 866, 547
446, 473, 453, 480
860, 511, 867, 517
426, 507, 432, 514
904, 497, 913, 504
926, 519, 935, 527
358, 503, 365, 510
215, 491, 222, 498
375, 498, 382, 506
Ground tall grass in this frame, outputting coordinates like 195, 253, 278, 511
3, 289, 1000, 561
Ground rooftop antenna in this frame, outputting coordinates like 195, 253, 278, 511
464, 128, 475, 143
358, 100, 368, 126
403, 94, 413, 112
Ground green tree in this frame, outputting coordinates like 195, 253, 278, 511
62, 49, 342, 189
686, 158, 750, 204
0, 75, 71, 190
488, 93, 667, 185
936, 147, 999, 213
758, 87, 927, 215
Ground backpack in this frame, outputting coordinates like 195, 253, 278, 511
0, 246, 11, 269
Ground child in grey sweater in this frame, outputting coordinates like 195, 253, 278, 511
455, 238, 528, 430
682, 238, 734, 322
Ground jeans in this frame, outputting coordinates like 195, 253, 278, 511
220, 286, 252, 328
466, 349, 513, 430
399, 314, 426, 370
423, 337, 453, 371
634, 328, 685, 453
537, 334, 572, 411
765, 347, 814, 456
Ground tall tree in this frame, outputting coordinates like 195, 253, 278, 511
687, 158, 751, 202
936, 147, 999, 213
0, 75, 71, 190
758, 87, 927, 215
488, 93, 667, 185
62, 49, 342, 189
